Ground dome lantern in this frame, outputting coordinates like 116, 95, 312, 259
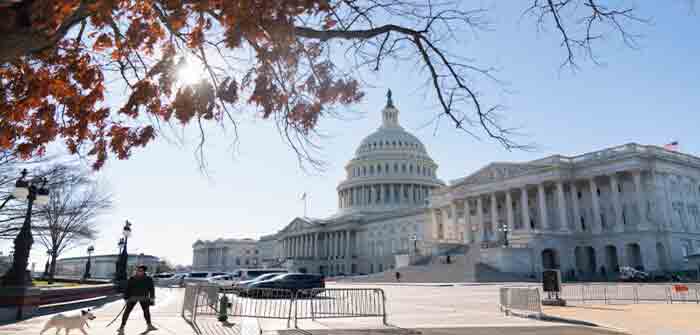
382, 89, 400, 128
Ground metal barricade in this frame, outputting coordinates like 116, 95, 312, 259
182, 285, 389, 328
560, 283, 700, 304
499, 287, 542, 318
224, 288, 296, 327
293, 288, 388, 327
181, 284, 200, 322
667, 284, 700, 304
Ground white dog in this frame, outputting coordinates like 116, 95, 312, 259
40, 309, 96, 335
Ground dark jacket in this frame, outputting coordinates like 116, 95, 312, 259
124, 275, 155, 301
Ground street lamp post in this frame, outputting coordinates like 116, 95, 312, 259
115, 221, 132, 289
83, 245, 94, 279
1, 169, 50, 287
498, 223, 510, 248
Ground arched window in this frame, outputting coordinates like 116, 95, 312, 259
362, 166, 367, 176
402, 164, 406, 173
385, 164, 390, 173
394, 163, 399, 173
369, 165, 374, 175
409, 165, 413, 173
377, 164, 382, 174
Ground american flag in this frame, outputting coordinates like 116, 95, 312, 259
664, 141, 679, 151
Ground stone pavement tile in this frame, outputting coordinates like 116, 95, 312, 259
544, 303, 700, 335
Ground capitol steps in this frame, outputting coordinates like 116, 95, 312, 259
338, 246, 537, 283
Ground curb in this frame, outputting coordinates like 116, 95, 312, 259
333, 282, 516, 287
538, 314, 628, 334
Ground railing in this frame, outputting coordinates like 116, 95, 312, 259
499, 287, 542, 318
181, 284, 389, 328
293, 288, 387, 327
560, 283, 700, 304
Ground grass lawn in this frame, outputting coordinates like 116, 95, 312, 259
32, 280, 81, 287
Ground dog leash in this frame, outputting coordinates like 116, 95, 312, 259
106, 303, 127, 328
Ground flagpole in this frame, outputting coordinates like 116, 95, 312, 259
304, 197, 307, 217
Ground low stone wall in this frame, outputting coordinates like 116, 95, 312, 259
0, 283, 119, 322
39, 283, 117, 306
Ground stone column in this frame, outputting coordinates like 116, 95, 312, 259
313, 232, 319, 260
285, 238, 290, 258
328, 232, 333, 259
538, 183, 549, 230
304, 235, 309, 258
505, 190, 514, 231
299, 236, 303, 258
610, 174, 624, 233
490, 193, 498, 241
521, 187, 531, 232
430, 208, 439, 240
464, 198, 473, 243
633, 170, 649, 230
589, 178, 602, 234
571, 182, 582, 232
476, 195, 484, 243
345, 230, 351, 261
556, 181, 570, 232
333, 232, 338, 258
450, 202, 458, 240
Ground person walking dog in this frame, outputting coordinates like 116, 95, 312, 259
117, 265, 157, 334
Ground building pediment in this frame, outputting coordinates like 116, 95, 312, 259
280, 217, 316, 234
454, 162, 545, 186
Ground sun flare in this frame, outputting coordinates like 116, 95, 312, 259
176, 58, 206, 87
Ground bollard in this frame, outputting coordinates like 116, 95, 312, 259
218, 294, 229, 322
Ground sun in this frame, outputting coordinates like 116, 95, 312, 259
176, 57, 206, 87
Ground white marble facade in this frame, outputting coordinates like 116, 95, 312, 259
192, 238, 260, 271
430, 143, 700, 278
193, 92, 445, 275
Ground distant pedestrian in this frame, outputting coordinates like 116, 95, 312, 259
118, 265, 157, 334
395, 271, 401, 282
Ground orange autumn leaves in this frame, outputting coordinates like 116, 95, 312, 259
1, 0, 363, 169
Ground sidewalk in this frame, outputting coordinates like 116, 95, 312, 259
0, 287, 191, 335
544, 303, 700, 335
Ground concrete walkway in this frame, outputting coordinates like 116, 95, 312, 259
0, 285, 623, 335
545, 303, 700, 335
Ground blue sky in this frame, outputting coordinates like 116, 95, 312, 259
5, 2, 699, 268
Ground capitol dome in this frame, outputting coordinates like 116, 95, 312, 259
337, 90, 444, 213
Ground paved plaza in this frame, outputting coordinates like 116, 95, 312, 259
0, 284, 633, 335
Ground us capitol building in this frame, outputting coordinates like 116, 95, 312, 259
193, 92, 700, 279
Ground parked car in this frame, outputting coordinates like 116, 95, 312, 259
153, 272, 188, 287
207, 274, 238, 286
619, 266, 649, 282
245, 273, 325, 296
235, 273, 285, 289
184, 271, 229, 284
232, 268, 288, 281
